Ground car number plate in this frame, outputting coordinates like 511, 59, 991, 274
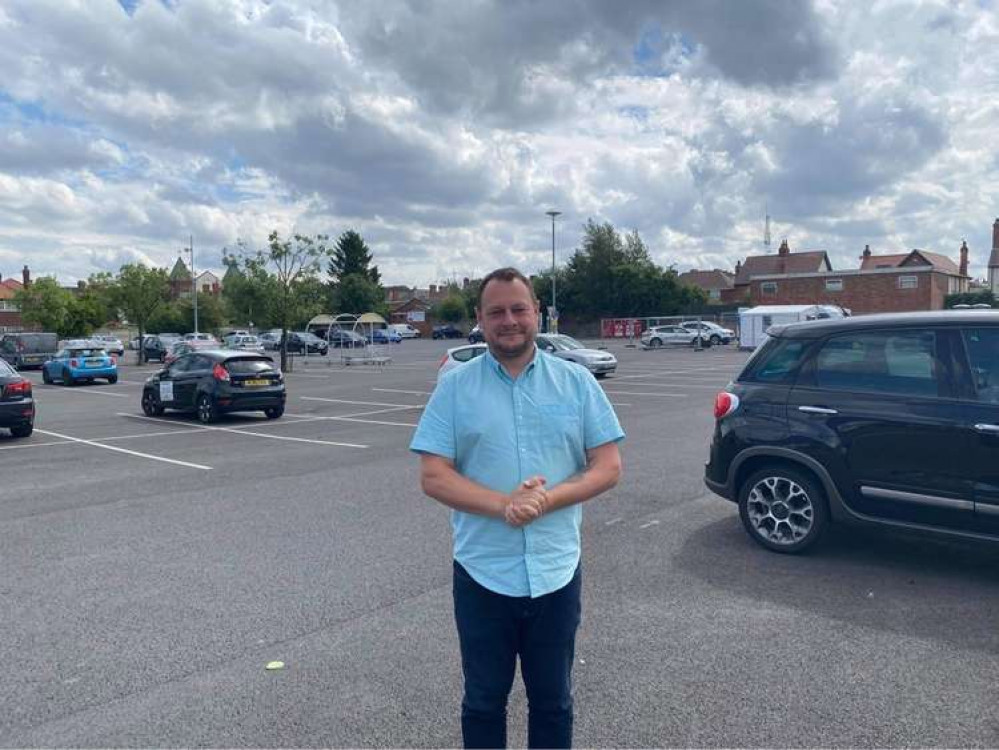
244, 379, 270, 387
86, 359, 102, 366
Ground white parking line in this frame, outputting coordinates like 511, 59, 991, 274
302, 396, 424, 409
0, 439, 74, 451
373, 388, 431, 396
34, 428, 212, 470
35, 386, 128, 398
639, 520, 661, 529
117, 413, 369, 449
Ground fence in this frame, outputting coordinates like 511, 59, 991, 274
599, 312, 740, 339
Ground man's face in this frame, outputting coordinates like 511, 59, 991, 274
476, 278, 539, 359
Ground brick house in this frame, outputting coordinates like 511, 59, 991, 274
678, 269, 735, 302
721, 240, 832, 304
168, 257, 192, 300
0, 267, 28, 332
746, 244, 969, 313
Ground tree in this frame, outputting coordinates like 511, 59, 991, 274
226, 231, 331, 371
433, 294, 467, 324
15, 278, 72, 336
221, 254, 280, 330
328, 230, 380, 285
112, 264, 170, 364
331, 273, 385, 317
178, 293, 225, 334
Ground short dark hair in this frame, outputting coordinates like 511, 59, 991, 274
476, 267, 538, 308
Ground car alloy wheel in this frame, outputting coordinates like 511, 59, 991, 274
196, 394, 217, 424
738, 466, 828, 553
649, 338, 662, 348
710, 335, 722, 345
141, 391, 164, 416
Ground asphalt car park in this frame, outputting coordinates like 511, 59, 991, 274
2, 339, 998, 747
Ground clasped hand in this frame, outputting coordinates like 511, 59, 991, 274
504, 476, 548, 527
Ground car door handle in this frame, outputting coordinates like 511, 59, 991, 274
798, 405, 838, 415
973, 423, 999, 434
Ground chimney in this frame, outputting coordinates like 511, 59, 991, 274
778, 238, 790, 257
993, 218, 999, 250
735, 260, 742, 275
861, 244, 871, 261
22, 265, 30, 287
960, 240, 969, 276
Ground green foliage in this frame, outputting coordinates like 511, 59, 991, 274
328, 230, 380, 284
225, 231, 331, 369
146, 302, 186, 334
333, 273, 386, 316
15, 278, 73, 336
545, 219, 707, 322
112, 264, 170, 362
945, 289, 996, 308
433, 294, 467, 323
177, 293, 226, 334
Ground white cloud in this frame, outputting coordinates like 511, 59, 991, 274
0, 0, 996, 287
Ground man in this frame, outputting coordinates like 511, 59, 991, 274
410, 267, 624, 749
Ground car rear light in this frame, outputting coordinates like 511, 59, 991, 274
213, 363, 230, 382
4, 379, 31, 398
713, 391, 740, 420
438, 354, 449, 370
70, 359, 79, 368
110, 354, 117, 365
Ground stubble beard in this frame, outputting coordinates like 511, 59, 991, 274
488, 327, 536, 361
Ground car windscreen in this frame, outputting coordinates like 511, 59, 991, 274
0, 359, 15, 376
225, 357, 276, 374
549, 335, 584, 351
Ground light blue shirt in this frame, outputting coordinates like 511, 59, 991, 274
410, 347, 625, 598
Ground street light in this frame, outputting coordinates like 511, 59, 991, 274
183, 234, 198, 334
545, 210, 561, 333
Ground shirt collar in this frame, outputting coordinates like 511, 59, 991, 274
484, 344, 539, 382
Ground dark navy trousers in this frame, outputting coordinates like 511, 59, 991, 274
453, 560, 582, 749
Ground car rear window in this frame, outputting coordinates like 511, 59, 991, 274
961, 328, 999, 403
740, 337, 810, 384
226, 357, 276, 374
813, 330, 940, 397
69, 348, 107, 357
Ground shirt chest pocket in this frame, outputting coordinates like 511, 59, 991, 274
532, 403, 581, 447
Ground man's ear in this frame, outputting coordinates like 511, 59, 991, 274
475, 307, 482, 325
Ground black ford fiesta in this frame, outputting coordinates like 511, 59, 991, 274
141, 350, 285, 424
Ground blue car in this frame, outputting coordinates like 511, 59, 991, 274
367, 328, 403, 344
42, 341, 118, 386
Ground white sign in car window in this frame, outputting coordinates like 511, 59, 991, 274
159, 381, 174, 402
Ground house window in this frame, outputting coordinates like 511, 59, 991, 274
761, 282, 778, 296
0, 300, 18, 312
898, 275, 918, 290
825, 279, 843, 292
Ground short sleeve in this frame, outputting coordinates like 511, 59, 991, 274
580, 372, 625, 450
410, 375, 456, 459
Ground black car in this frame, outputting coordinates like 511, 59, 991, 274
141, 350, 286, 423
282, 331, 329, 355
142, 334, 180, 363
433, 324, 464, 340
0, 332, 58, 370
468, 326, 485, 343
326, 329, 367, 348
0, 358, 34, 437
705, 310, 999, 554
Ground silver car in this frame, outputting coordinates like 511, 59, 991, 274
679, 321, 735, 345
536, 334, 617, 378
437, 343, 488, 382
641, 325, 699, 348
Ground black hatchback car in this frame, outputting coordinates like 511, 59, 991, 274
705, 310, 999, 553
432, 324, 464, 340
141, 350, 285, 423
0, 358, 34, 437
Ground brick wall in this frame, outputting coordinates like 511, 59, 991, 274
749, 270, 948, 314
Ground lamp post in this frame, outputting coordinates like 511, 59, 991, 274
184, 235, 198, 334
545, 210, 561, 333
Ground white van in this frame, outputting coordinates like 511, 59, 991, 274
389, 323, 421, 339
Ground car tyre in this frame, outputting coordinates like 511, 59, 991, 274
710, 334, 722, 345
141, 391, 164, 416
196, 394, 218, 424
63, 368, 75, 386
9, 421, 33, 438
738, 465, 829, 554
108, 374, 118, 384
42, 368, 52, 384
649, 338, 662, 348
264, 406, 284, 419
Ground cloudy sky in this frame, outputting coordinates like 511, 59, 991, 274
1, 0, 998, 287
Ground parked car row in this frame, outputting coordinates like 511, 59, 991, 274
437, 334, 618, 381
